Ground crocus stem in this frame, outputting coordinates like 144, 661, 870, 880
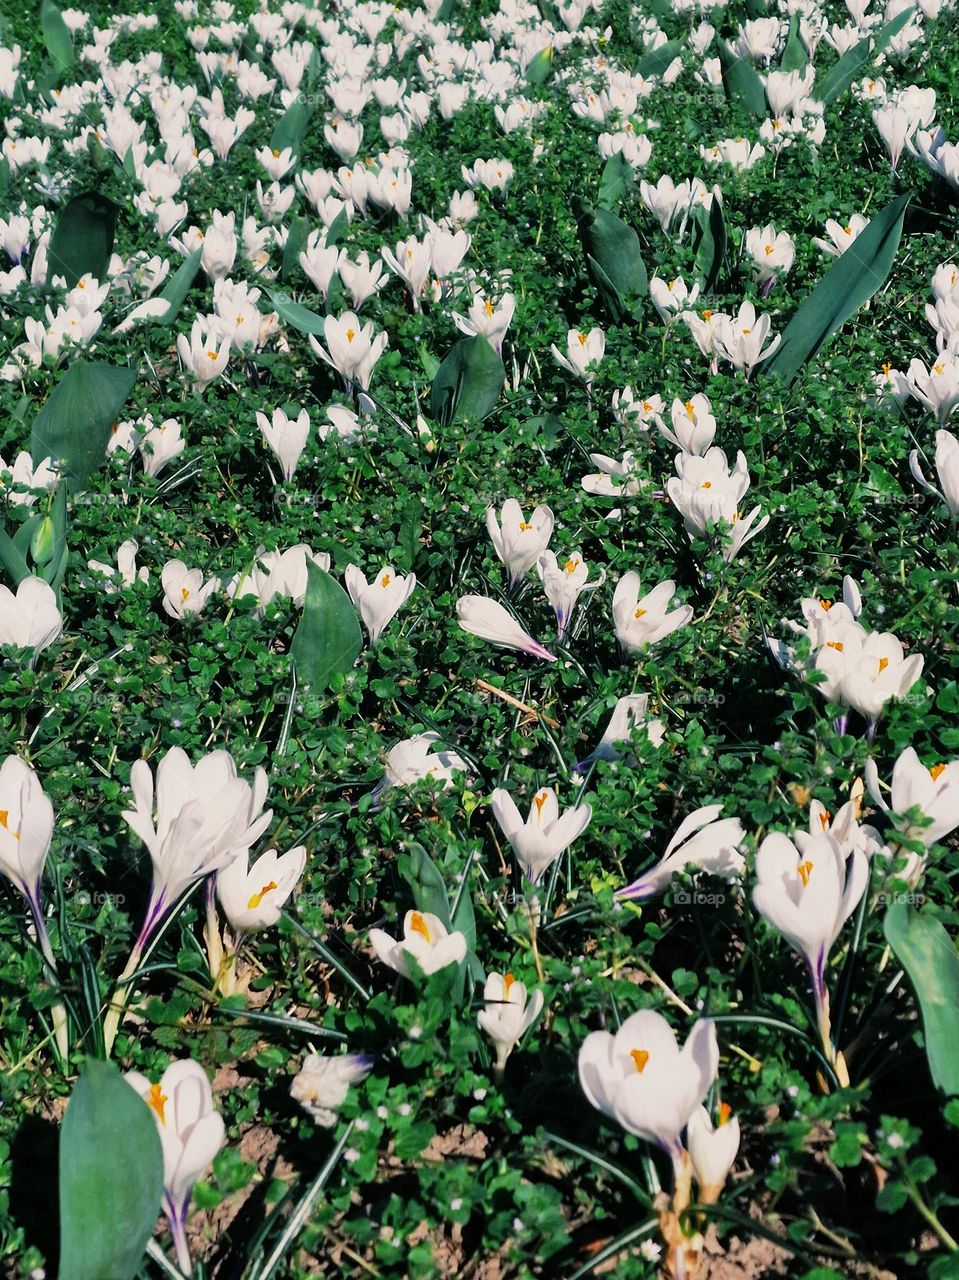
103, 942, 143, 1058
27, 894, 69, 1062
165, 1194, 193, 1275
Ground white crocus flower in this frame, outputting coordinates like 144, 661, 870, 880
88, 538, 149, 591
612, 388, 663, 430
576, 694, 665, 771
0, 451, 57, 506
290, 1052, 375, 1127
369, 909, 467, 978
910, 428, 959, 518
226, 546, 331, 613
161, 560, 219, 620
745, 223, 795, 281
649, 275, 701, 323
216, 845, 306, 932
581, 451, 645, 498
753, 831, 869, 1067
125, 1061, 226, 1276
617, 805, 745, 900
667, 448, 769, 562
864, 748, 959, 851
655, 395, 717, 456
798, 799, 884, 862
309, 311, 388, 391
256, 407, 310, 483
612, 574, 693, 651
688, 1104, 741, 1204
477, 972, 545, 1080
381, 234, 433, 305
489, 785, 592, 884
811, 214, 870, 257
0, 755, 55, 929
199, 210, 237, 280
713, 301, 780, 377
550, 326, 605, 382
176, 320, 230, 391
813, 627, 924, 723
579, 1012, 719, 1159
0, 576, 62, 660
380, 733, 467, 792
452, 291, 516, 353
536, 550, 605, 641
344, 565, 416, 643
456, 595, 556, 661
906, 355, 959, 424
140, 417, 185, 477
486, 499, 554, 589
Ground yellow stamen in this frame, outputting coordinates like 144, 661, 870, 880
518, 521, 533, 531
533, 790, 548, 817
684, 400, 695, 418
504, 972, 515, 997
410, 911, 431, 942
718, 1101, 732, 1125
701, 308, 713, 321
381, 573, 392, 587
206, 350, 218, 360
877, 656, 889, 674
484, 298, 494, 316
147, 1083, 168, 1124
634, 607, 647, 619
930, 763, 947, 781
630, 1049, 650, 1072
843, 225, 852, 236
247, 880, 277, 910
819, 809, 831, 829
180, 587, 190, 601
577, 332, 587, 346
346, 328, 356, 342
826, 641, 844, 652
564, 558, 580, 573
881, 362, 892, 376
797, 860, 814, 886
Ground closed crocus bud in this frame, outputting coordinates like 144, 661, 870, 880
369, 909, 468, 978
381, 732, 467, 791
0, 755, 54, 916
576, 694, 665, 772
256, 407, 310, 483
579, 1012, 719, 1159
344, 565, 416, 643
486, 499, 554, 589
910, 429, 959, 519
290, 1052, 375, 1127
477, 972, 545, 1080
0, 575, 63, 661
125, 1060, 226, 1276
688, 1103, 740, 1203
456, 595, 556, 661
161, 559, 220, 619
612, 574, 693, 652
618, 806, 745, 901
489, 785, 592, 885
216, 845, 306, 933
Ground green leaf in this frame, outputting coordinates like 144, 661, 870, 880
780, 15, 808, 71
271, 98, 313, 154
815, 10, 913, 104
41, 0, 75, 72
32, 361, 137, 490
429, 335, 505, 426
717, 40, 768, 116
268, 288, 327, 336
281, 215, 310, 282
0, 529, 31, 586
761, 192, 909, 385
598, 151, 633, 211
291, 562, 362, 691
576, 202, 647, 323
404, 845, 452, 926
884, 903, 959, 1094
634, 38, 682, 79
525, 45, 554, 85
150, 245, 203, 325
48, 193, 119, 288
692, 197, 727, 293
58, 1059, 163, 1280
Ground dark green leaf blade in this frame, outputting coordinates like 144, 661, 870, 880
717, 40, 767, 116
58, 1058, 164, 1280
291, 562, 363, 691
884, 903, 959, 1095
32, 361, 137, 490
429, 336, 505, 426
48, 193, 119, 288
760, 192, 909, 385
41, 0, 74, 72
